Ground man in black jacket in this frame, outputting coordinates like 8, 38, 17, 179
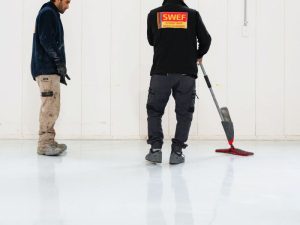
31, 0, 70, 156
146, 0, 211, 164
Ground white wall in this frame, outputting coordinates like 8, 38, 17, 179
0, 0, 300, 140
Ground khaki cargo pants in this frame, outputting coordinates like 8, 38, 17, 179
36, 75, 60, 150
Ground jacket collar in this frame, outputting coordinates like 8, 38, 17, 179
162, 0, 188, 7
41, 1, 60, 14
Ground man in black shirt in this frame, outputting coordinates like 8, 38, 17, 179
146, 0, 211, 164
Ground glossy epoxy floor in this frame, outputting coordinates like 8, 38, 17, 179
0, 140, 299, 225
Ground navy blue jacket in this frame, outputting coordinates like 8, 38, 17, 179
148, 0, 211, 78
31, 1, 66, 81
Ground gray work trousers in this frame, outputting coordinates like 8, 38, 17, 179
146, 74, 196, 150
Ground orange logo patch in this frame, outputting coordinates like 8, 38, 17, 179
157, 12, 188, 29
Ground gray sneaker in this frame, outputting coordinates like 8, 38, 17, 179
169, 151, 185, 165
145, 149, 162, 163
54, 141, 67, 152
37, 144, 65, 156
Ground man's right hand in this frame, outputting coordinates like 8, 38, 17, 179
57, 64, 70, 85
197, 58, 203, 65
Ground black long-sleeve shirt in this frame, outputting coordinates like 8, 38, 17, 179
147, 0, 211, 78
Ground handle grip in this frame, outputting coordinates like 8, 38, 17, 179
199, 63, 212, 88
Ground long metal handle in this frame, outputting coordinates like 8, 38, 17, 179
199, 63, 224, 121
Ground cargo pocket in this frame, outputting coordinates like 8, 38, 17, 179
146, 88, 155, 111
41, 91, 54, 97
188, 90, 197, 113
